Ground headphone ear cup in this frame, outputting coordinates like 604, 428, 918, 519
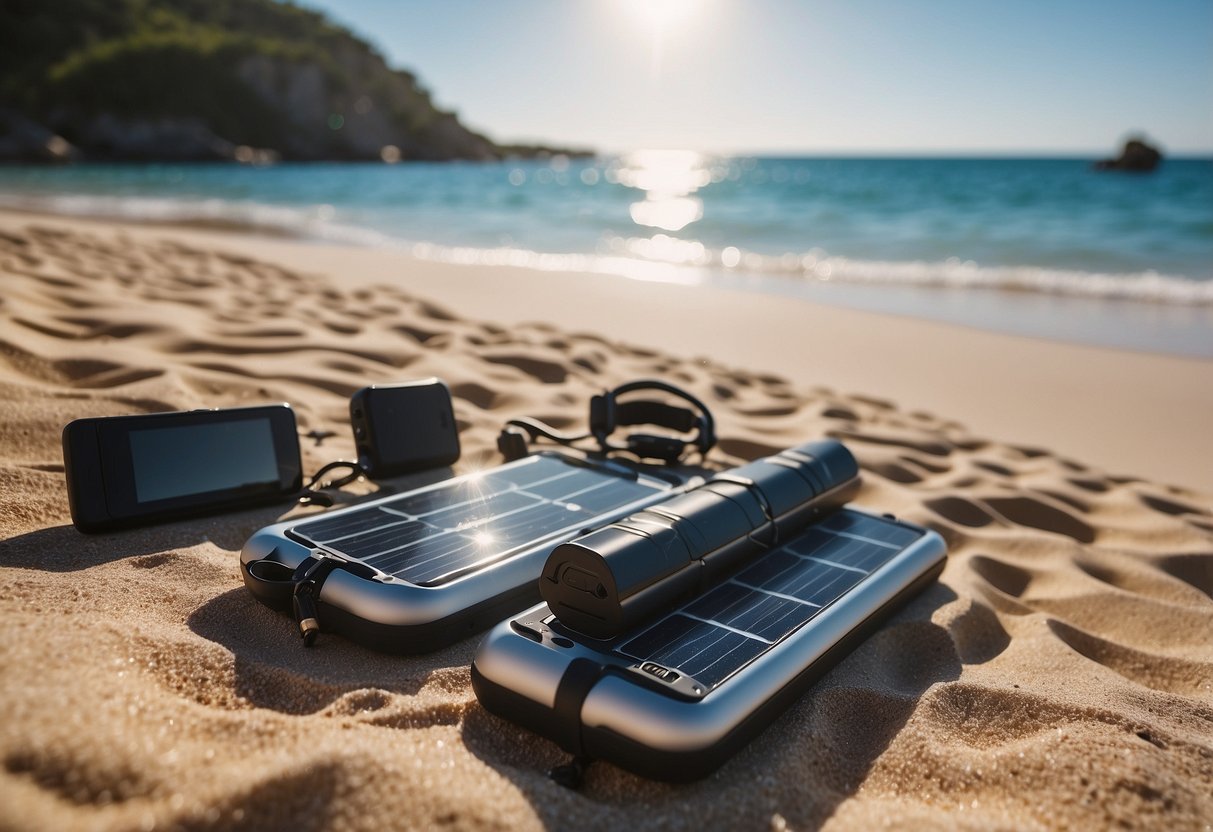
626, 433, 687, 464
497, 426, 530, 461
589, 393, 614, 439
696, 416, 716, 456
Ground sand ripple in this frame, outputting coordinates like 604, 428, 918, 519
1, 220, 1211, 830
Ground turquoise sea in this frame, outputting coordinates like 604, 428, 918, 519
2, 155, 1210, 355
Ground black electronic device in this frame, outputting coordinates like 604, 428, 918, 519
62, 404, 302, 533
350, 378, 460, 479
472, 440, 947, 783
498, 379, 716, 465
540, 440, 859, 639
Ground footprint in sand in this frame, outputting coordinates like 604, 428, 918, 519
926, 496, 996, 528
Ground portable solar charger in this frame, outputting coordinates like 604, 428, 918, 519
240, 451, 685, 653
471, 440, 948, 782
350, 378, 460, 479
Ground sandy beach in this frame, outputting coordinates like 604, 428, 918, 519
1, 210, 1211, 830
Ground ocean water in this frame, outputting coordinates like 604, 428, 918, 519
2, 154, 1211, 354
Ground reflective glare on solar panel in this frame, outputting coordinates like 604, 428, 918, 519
290, 456, 663, 586
616, 509, 922, 690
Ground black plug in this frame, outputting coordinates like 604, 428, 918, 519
497, 426, 530, 461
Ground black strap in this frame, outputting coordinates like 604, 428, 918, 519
551, 658, 605, 756
547, 658, 606, 789
615, 400, 698, 432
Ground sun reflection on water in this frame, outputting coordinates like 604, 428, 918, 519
617, 148, 709, 233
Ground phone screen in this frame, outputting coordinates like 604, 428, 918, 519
129, 418, 280, 503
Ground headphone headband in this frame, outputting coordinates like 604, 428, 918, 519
498, 379, 716, 464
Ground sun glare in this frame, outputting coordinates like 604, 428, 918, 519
618, 0, 702, 76
621, 0, 698, 35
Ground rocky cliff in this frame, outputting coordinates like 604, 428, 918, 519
0, 0, 584, 163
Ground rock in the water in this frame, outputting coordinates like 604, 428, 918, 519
1094, 137, 1163, 172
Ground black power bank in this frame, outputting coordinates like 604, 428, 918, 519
349, 379, 461, 479
471, 441, 948, 781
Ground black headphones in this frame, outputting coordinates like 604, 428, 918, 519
497, 379, 716, 465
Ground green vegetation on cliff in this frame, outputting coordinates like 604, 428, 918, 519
0, 0, 578, 161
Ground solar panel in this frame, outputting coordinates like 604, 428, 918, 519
290, 456, 664, 586
616, 509, 921, 689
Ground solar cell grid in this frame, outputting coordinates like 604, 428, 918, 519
786, 528, 898, 573
819, 511, 922, 547
616, 509, 920, 690
480, 458, 583, 491
291, 507, 396, 542
380, 486, 472, 518
619, 615, 769, 688
558, 479, 657, 514
423, 490, 538, 529
685, 583, 815, 642
323, 520, 431, 560
366, 531, 478, 579
507, 470, 590, 501
290, 456, 661, 586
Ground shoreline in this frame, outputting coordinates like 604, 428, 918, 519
2, 207, 1210, 493
1, 197, 1210, 360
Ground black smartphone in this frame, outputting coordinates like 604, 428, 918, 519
62, 404, 302, 533
349, 378, 461, 479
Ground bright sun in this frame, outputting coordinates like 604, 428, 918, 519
620, 0, 699, 36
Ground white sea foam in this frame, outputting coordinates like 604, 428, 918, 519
406, 237, 1213, 305
3, 192, 1210, 305
0, 192, 398, 249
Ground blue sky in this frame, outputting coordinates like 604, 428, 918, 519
299, 0, 1212, 155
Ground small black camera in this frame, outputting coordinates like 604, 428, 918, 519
349, 378, 461, 479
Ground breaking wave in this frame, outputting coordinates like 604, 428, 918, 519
3, 191, 1210, 305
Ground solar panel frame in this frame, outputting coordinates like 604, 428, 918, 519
288, 454, 670, 587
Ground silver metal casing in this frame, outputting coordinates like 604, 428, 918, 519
471, 510, 946, 780
240, 452, 685, 652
